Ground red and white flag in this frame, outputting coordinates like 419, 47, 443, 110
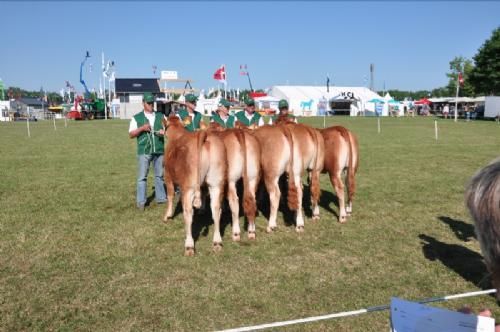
458, 72, 464, 86
240, 64, 248, 76
213, 65, 226, 83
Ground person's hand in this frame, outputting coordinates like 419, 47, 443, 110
157, 129, 165, 136
142, 123, 151, 132
458, 306, 500, 331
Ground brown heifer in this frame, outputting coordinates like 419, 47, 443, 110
465, 158, 500, 300
250, 124, 304, 232
273, 118, 325, 225
207, 122, 261, 240
319, 126, 359, 223
163, 116, 227, 256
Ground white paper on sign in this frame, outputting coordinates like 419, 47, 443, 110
390, 297, 495, 332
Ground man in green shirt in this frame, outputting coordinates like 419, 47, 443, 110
211, 98, 235, 128
235, 98, 265, 127
129, 93, 166, 210
177, 94, 204, 132
269, 99, 297, 125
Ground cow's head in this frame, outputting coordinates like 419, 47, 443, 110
275, 114, 296, 126
163, 115, 182, 130
208, 122, 225, 132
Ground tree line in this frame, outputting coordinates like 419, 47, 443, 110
381, 27, 499, 99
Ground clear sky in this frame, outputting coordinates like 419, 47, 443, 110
1, 1, 499, 94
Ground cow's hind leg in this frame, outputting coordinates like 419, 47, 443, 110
294, 174, 305, 233
264, 175, 280, 233
209, 184, 223, 251
310, 170, 321, 221
182, 189, 195, 256
246, 177, 259, 240
330, 172, 347, 223
227, 181, 241, 242
163, 174, 175, 222
346, 168, 356, 217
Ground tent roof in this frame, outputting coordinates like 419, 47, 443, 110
115, 78, 160, 94
254, 96, 281, 102
269, 85, 382, 103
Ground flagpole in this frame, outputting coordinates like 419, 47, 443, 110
454, 74, 459, 123
108, 72, 112, 118
102, 52, 107, 120
247, 71, 254, 92
26, 106, 31, 138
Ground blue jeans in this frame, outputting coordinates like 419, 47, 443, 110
136, 154, 167, 207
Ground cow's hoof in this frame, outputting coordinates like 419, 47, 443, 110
212, 243, 223, 252
232, 233, 241, 242
248, 231, 256, 240
184, 247, 195, 256
193, 198, 202, 209
266, 226, 276, 233
296, 225, 304, 233
312, 215, 320, 222
339, 216, 347, 223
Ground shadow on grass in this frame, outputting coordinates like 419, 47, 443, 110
256, 176, 297, 227
168, 188, 232, 243
437, 216, 476, 242
419, 234, 491, 289
318, 189, 340, 220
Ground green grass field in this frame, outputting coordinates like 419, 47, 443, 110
1, 116, 499, 331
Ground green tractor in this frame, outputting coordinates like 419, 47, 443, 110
81, 97, 106, 120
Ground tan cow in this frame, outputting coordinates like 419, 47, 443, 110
207, 122, 261, 240
273, 117, 325, 225
250, 124, 305, 232
163, 116, 227, 256
319, 126, 359, 223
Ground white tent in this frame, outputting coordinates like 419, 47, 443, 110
268, 85, 383, 116
0, 100, 10, 121
254, 95, 281, 112
196, 95, 220, 115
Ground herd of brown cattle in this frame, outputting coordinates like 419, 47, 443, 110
162, 115, 359, 256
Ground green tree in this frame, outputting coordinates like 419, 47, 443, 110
446, 56, 475, 97
430, 87, 449, 98
469, 27, 500, 95
446, 56, 475, 96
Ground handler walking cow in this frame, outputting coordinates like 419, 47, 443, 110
177, 94, 204, 132
128, 92, 167, 211
235, 98, 265, 128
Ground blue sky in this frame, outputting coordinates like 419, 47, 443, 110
1, 1, 499, 93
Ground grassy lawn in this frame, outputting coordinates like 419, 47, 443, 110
1, 116, 499, 331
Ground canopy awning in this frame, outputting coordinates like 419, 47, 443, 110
414, 98, 432, 105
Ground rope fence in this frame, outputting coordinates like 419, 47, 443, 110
216, 289, 497, 332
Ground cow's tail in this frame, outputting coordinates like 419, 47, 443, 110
235, 130, 256, 220
193, 130, 208, 209
334, 126, 357, 203
306, 126, 322, 206
280, 125, 298, 211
